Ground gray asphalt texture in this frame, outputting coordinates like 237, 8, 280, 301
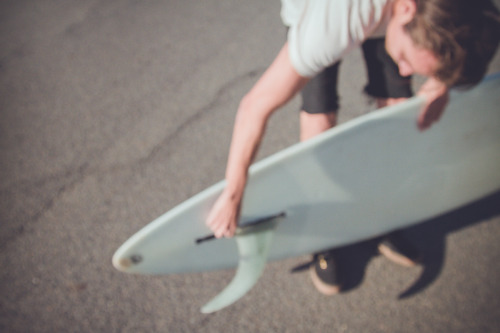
1, 1, 500, 332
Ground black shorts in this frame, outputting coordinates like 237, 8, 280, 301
301, 38, 413, 114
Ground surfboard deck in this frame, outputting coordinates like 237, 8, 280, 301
113, 73, 500, 313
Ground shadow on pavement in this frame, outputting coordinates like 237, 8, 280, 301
291, 190, 500, 297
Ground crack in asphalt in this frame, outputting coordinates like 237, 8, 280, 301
125, 67, 263, 170
1, 67, 263, 249
0, 162, 90, 251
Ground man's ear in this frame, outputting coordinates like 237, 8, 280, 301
394, 0, 417, 25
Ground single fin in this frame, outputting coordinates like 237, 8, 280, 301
201, 218, 279, 313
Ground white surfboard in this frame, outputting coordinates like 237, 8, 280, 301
113, 73, 500, 313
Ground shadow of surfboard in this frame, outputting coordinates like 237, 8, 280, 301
290, 189, 500, 298
396, 189, 500, 298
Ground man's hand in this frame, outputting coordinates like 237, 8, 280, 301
206, 188, 241, 238
417, 77, 449, 131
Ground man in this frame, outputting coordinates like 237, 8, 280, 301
206, 0, 500, 294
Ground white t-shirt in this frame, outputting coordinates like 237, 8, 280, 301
281, 0, 394, 77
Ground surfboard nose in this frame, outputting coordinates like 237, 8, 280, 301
112, 256, 131, 271
112, 253, 143, 272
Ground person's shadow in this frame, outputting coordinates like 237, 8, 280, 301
291, 189, 500, 298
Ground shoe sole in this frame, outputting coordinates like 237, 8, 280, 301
309, 264, 341, 296
378, 243, 418, 267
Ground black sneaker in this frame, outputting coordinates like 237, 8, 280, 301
310, 250, 342, 295
378, 233, 422, 267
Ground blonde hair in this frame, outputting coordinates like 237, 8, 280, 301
405, 0, 500, 87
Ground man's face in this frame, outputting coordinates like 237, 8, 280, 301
385, 0, 439, 78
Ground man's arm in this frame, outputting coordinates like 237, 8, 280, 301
417, 76, 449, 131
206, 43, 309, 238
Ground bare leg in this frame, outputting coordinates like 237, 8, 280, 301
299, 111, 337, 142
300, 97, 407, 143
376, 97, 408, 108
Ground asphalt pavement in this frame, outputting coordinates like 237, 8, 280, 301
1, 1, 499, 332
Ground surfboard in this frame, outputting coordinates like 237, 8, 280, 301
113, 73, 500, 313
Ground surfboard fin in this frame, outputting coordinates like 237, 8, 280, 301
200, 217, 279, 314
